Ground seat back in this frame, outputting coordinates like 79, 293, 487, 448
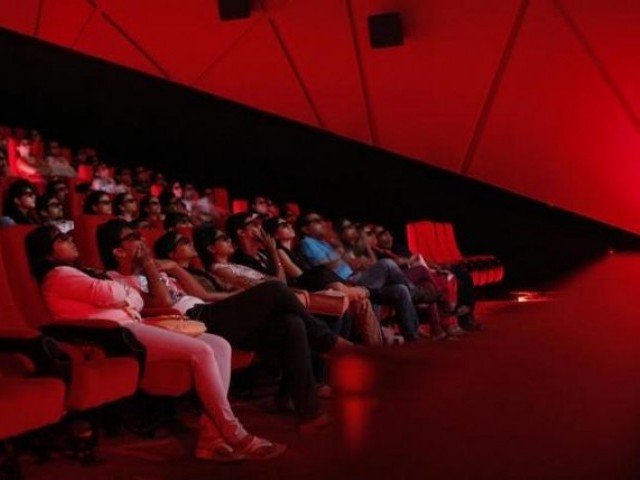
0, 235, 31, 329
0, 225, 54, 328
232, 199, 248, 214
212, 187, 230, 212
406, 221, 440, 262
436, 223, 463, 261
73, 215, 113, 270
139, 226, 165, 254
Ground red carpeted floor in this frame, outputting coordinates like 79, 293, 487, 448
19, 253, 640, 479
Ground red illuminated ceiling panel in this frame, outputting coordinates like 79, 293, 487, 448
97, 0, 259, 85
73, 10, 163, 78
193, 18, 319, 127
349, 0, 521, 171
0, 0, 39, 36
470, 0, 640, 234
559, 0, 640, 123
37, 0, 94, 48
273, 0, 370, 143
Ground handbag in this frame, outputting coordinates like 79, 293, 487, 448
293, 289, 349, 317
143, 315, 207, 337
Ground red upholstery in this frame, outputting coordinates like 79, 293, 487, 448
7, 137, 18, 176
212, 187, 230, 212
77, 164, 93, 182
140, 359, 192, 396
232, 199, 249, 214
0, 377, 66, 440
66, 357, 138, 411
139, 226, 165, 251
406, 220, 505, 286
73, 215, 112, 270
0, 225, 53, 328
0, 227, 140, 411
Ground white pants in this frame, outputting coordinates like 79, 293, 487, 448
126, 323, 247, 443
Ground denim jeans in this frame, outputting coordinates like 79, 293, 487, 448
369, 284, 420, 339
349, 259, 420, 339
349, 258, 412, 290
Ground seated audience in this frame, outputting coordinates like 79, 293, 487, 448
83, 190, 113, 216
195, 187, 228, 227
225, 212, 287, 284
3, 179, 39, 224
160, 191, 188, 216
36, 193, 73, 233
15, 138, 51, 180
134, 166, 152, 194
45, 179, 70, 209
297, 212, 426, 341
115, 167, 134, 192
137, 195, 164, 229
249, 195, 271, 221
25, 224, 286, 462
100, 219, 344, 429
376, 226, 481, 332
265, 217, 383, 346
45, 141, 77, 177
164, 212, 193, 231
91, 162, 122, 194
113, 192, 139, 223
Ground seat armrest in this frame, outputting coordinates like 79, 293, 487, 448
0, 331, 72, 385
40, 321, 147, 377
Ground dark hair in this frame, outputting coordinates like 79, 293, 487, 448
249, 195, 266, 207
193, 225, 218, 268
45, 179, 67, 198
159, 191, 176, 210
25, 224, 60, 283
154, 231, 180, 260
36, 193, 57, 214
295, 211, 320, 232
97, 218, 132, 270
83, 190, 110, 214
112, 192, 126, 215
263, 217, 287, 237
3, 179, 38, 224
164, 212, 191, 231
225, 212, 257, 244
334, 218, 355, 236
137, 195, 159, 219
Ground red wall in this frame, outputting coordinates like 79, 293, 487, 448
2, 0, 640, 233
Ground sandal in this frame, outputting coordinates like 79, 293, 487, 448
195, 440, 245, 463
233, 436, 287, 461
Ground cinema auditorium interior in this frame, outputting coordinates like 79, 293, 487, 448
1, 1, 640, 479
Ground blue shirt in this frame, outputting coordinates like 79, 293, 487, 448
299, 236, 353, 280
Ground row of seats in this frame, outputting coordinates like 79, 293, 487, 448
406, 220, 504, 286
0, 223, 253, 475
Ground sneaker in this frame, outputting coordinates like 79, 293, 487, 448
195, 440, 246, 463
232, 435, 287, 461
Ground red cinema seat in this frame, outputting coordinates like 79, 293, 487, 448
0, 226, 141, 412
232, 199, 249, 214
